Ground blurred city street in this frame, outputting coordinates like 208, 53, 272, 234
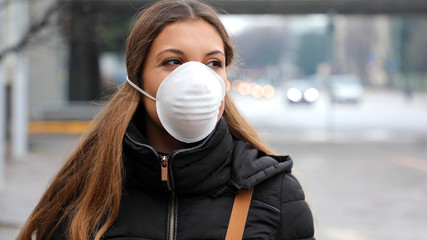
236, 88, 427, 140
237, 89, 427, 240
0, 89, 427, 239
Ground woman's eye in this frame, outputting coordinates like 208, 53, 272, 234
206, 60, 223, 68
162, 58, 182, 66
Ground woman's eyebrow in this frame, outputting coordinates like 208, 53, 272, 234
156, 49, 224, 58
157, 48, 185, 57
206, 50, 225, 57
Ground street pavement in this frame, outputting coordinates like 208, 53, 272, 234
1, 89, 426, 239
265, 137, 427, 240
0, 135, 79, 239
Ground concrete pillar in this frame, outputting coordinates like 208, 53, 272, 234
0, 66, 5, 188
8, 0, 30, 160
0, 0, 7, 188
11, 52, 29, 160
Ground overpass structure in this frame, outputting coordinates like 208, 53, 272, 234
61, 0, 427, 15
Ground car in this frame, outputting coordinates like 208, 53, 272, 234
284, 79, 320, 104
328, 74, 363, 103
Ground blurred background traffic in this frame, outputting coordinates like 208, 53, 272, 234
1, 0, 427, 239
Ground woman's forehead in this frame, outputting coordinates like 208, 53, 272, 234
150, 19, 225, 54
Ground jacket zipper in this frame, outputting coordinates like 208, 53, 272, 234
161, 155, 176, 240
125, 132, 216, 240
169, 192, 176, 240
125, 133, 213, 240
160, 155, 172, 191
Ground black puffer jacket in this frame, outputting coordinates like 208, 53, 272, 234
103, 110, 315, 240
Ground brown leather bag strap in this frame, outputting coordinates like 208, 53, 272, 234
225, 188, 254, 240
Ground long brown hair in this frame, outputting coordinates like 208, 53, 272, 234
18, 0, 273, 239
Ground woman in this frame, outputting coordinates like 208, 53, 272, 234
18, 0, 315, 239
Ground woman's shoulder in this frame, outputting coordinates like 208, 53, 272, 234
230, 139, 306, 209
251, 168, 315, 239
230, 139, 295, 189
251, 168, 305, 206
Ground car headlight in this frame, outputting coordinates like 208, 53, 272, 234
304, 88, 319, 102
287, 88, 302, 102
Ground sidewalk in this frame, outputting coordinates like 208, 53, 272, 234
0, 134, 80, 239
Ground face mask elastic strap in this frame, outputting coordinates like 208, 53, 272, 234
126, 76, 156, 101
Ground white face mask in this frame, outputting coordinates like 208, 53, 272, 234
127, 61, 226, 143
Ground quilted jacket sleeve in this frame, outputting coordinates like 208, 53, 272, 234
277, 172, 316, 240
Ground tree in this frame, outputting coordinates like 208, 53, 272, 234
64, 0, 102, 101
234, 27, 289, 68
407, 18, 427, 72
296, 32, 329, 75
0, 1, 63, 61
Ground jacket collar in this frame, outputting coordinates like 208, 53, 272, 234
122, 106, 293, 196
